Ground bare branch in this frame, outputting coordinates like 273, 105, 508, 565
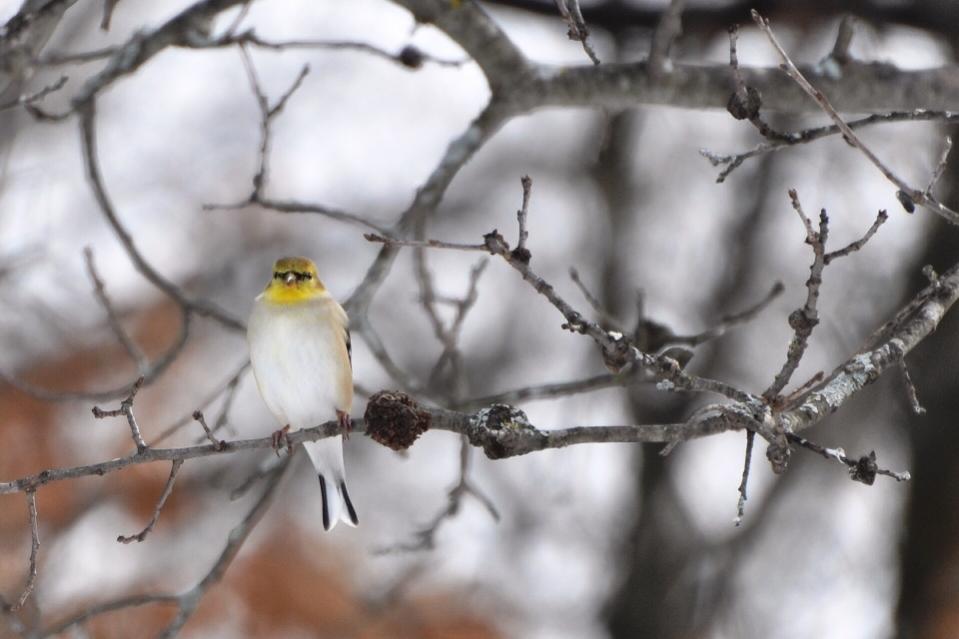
725, 24, 791, 142
84, 246, 148, 373
11, 491, 39, 612
648, 0, 684, 75
763, 191, 826, 399
824, 209, 888, 264
702, 110, 959, 183
0, 75, 67, 112
370, 181, 766, 409
240, 45, 309, 199
353, 317, 428, 396
116, 459, 184, 544
752, 9, 959, 225
734, 430, 754, 527
0, 400, 748, 497
150, 362, 249, 446
363, 234, 486, 252
925, 136, 953, 197
0, 307, 191, 403
669, 281, 784, 347
786, 432, 910, 484
466, 370, 636, 408
827, 15, 856, 66
38, 457, 292, 639
191, 411, 226, 451
78, 103, 243, 331
346, 102, 510, 316
39, 594, 180, 638
216, 197, 392, 235
766, 191, 888, 401
92, 377, 148, 452
780, 260, 959, 434
554, 0, 600, 65
377, 439, 498, 553
513, 174, 532, 262
155, 455, 291, 638
428, 259, 489, 395
899, 362, 926, 416
569, 267, 620, 329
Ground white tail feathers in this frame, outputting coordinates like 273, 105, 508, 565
303, 437, 358, 531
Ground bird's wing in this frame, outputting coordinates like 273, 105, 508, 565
345, 327, 352, 370
323, 299, 353, 411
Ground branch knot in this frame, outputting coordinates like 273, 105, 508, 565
364, 391, 431, 451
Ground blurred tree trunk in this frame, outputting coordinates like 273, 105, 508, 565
594, 108, 700, 639
596, 103, 788, 636
895, 140, 959, 639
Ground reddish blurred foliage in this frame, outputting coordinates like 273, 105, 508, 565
0, 302, 186, 593
54, 524, 501, 638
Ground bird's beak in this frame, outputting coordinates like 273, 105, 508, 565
285, 273, 296, 285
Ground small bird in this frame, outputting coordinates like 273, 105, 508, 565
247, 256, 358, 530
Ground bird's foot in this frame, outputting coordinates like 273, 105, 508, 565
271, 425, 293, 457
337, 410, 352, 440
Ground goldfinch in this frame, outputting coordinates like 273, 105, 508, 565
247, 256, 358, 530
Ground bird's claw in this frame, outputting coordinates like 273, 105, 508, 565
337, 410, 352, 440
272, 425, 293, 457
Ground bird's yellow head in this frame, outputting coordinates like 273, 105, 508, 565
262, 256, 327, 304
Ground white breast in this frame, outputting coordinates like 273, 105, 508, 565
247, 297, 349, 430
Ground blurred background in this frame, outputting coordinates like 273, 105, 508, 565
1, 0, 957, 637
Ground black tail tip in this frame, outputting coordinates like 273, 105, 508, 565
341, 480, 359, 526
318, 474, 332, 531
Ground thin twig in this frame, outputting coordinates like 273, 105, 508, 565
648, 0, 684, 75
344, 102, 509, 317
353, 317, 427, 396
764, 191, 827, 400
925, 137, 953, 197
39, 30, 468, 66
230, 45, 310, 200
191, 411, 226, 450
0, 306, 191, 403
514, 174, 532, 260
465, 370, 638, 409
221, 0, 253, 37
428, 259, 489, 396
824, 210, 888, 264
39, 594, 180, 638
364, 234, 486, 252
899, 362, 926, 415
150, 362, 249, 446
78, 102, 244, 331
11, 491, 39, 611
668, 281, 784, 347
702, 110, 959, 183
84, 246, 148, 373
116, 459, 184, 543
569, 267, 622, 330
554, 0, 600, 64
39, 458, 292, 639
92, 376, 148, 452
785, 432, 910, 483
734, 430, 754, 527
0, 75, 68, 112
752, 9, 959, 225
211, 197, 391, 235
155, 456, 292, 638
765, 191, 888, 401
725, 24, 791, 143
827, 15, 856, 65
376, 438, 498, 553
